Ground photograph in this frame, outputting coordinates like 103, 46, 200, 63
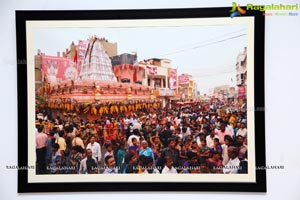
16, 8, 266, 192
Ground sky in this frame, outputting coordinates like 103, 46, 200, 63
34, 23, 247, 94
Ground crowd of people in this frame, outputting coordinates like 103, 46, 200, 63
35, 100, 248, 175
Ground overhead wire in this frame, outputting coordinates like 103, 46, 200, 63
156, 28, 247, 57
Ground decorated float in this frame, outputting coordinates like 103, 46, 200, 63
36, 36, 161, 120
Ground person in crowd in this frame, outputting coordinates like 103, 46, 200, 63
86, 136, 101, 164
124, 153, 139, 174
140, 156, 160, 174
205, 130, 219, 149
159, 138, 180, 172
236, 122, 247, 138
238, 150, 248, 174
222, 136, 233, 166
103, 155, 118, 174
191, 141, 199, 155
128, 138, 140, 156
199, 158, 209, 173
48, 143, 62, 174
139, 140, 155, 164
86, 157, 98, 174
72, 130, 85, 150
161, 156, 178, 174
45, 130, 53, 172
238, 137, 248, 160
127, 129, 140, 146
116, 142, 127, 173
79, 149, 97, 174
104, 143, 114, 160
207, 151, 223, 173
55, 130, 66, 166
70, 145, 83, 174
160, 122, 173, 148
36, 125, 48, 174
199, 139, 210, 159
223, 146, 240, 174
210, 138, 222, 155
215, 123, 232, 145
150, 136, 163, 161
188, 162, 201, 174
182, 151, 198, 171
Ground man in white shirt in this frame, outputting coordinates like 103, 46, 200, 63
236, 122, 247, 137
226, 123, 235, 136
132, 119, 142, 131
205, 130, 219, 148
174, 117, 181, 126
223, 146, 240, 174
86, 136, 101, 164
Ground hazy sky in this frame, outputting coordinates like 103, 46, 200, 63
34, 24, 247, 94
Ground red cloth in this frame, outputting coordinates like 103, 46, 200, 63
133, 68, 137, 83
73, 50, 78, 63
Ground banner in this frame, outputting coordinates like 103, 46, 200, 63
146, 65, 157, 75
41, 56, 80, 86
238, 85, 246, 99
77, 40, 88, 65
168, 68, 177, 90
179, 74, 190, 85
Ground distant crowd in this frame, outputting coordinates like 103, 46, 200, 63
36, 100, 248, 175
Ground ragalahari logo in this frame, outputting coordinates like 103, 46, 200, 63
230, 2, 247, 18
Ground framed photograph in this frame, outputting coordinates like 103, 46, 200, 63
16, 7, 266, 192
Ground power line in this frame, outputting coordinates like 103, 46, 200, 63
159, 33, 246, 57
166, 28, 246, 51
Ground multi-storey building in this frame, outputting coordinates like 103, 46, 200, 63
236, 47, 247, 101
178, 74, 198, 101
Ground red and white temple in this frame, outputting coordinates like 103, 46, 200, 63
36, 36, 160, 120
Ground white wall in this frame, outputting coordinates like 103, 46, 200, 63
0, 0, 300, 199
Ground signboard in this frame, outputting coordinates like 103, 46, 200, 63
158, 88, 176, 96
168, 68, 177, 90
179, 74, 190, 85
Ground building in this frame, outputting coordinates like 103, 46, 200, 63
112, 63, 144, 84
34, 50, 43, 90
236, 47, 247, 101
213, 85, 231, 100
145, 58, 172, 68
110, 53, 137, 66
112, 58, 178, 106
142, 60, 178, 107
178, 74, 197, 101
